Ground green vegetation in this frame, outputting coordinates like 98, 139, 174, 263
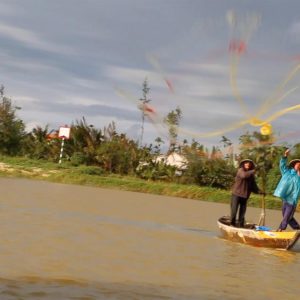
0, 83, 298, 211
0, 155, 282, 210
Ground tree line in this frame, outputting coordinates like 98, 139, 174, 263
0, 84, 298, 194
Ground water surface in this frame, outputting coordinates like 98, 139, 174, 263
0, 178, 299, 299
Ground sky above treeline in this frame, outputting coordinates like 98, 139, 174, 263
1, 0, 300, 149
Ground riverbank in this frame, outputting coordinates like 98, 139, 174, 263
0, 155, 282, 210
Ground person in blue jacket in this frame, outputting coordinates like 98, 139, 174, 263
274, 148, 300, 231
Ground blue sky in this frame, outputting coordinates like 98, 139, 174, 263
1, 0, 300, 149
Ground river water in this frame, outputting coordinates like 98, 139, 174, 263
0, 177, 299, 299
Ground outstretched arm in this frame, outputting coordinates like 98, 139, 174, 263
237, 168, 255, 178
284, 148, 290, 157
279, 149, 290, 174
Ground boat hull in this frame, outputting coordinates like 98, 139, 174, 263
218, 216, 300, 250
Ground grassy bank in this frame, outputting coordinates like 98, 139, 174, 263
0, 155, 282, 210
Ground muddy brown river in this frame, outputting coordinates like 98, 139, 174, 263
0, 177, 299, 299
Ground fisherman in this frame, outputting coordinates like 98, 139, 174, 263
231, 159, 264, 227
274, 149, 300, 231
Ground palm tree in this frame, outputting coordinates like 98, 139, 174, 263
70, 117, 104, 164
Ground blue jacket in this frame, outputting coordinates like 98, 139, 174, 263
273, 157, 300, 205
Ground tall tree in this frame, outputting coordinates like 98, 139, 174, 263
220, 135, 234, 163
164, 106, 182, 152
138, 78, 151, 146
0, 85, 25, 155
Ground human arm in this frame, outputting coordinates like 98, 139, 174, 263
251, 178, 265, 195
284, 149, 290, 157
237, 168, 265, 195
236, 168, 255, 179
279, 149, 290, 174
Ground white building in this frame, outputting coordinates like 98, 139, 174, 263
155, 152, 188, 170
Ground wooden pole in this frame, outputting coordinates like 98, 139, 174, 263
258, 194, 266, 226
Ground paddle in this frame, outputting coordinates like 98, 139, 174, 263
258, 164, 267, 226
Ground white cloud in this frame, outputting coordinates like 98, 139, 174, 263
0, 53, 59, 72
0, 22, 74, 54
181, 62, 228, 76
0, 1, 299, 148
104, 65, 153, 84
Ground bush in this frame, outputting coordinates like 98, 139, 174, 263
136, 161, 176, 181
183, 158, 235, 189
77, 165, 105, 176
70, 152, 89, 166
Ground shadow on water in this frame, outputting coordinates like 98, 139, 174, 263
61, 211, 217, 238
2, 205, 217, 240
0, 277, 201, 300
178, 226, 216, 237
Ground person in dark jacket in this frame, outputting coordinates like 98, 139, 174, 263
230, 159, 263, 227
273, 149, 300, 231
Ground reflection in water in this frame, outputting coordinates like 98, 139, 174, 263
216, 240, 300, 300
261, 247, 298, 263
0, 178, 299, 299
0, 277, 189, 300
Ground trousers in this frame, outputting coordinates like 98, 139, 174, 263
230, 194, 248, 227
279, 201, 300, 230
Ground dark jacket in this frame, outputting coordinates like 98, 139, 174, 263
232, 168, 260, 199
